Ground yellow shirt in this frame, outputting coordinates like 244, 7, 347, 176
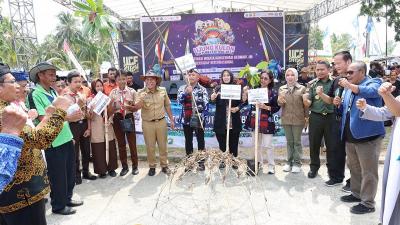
136, 87, 170, 121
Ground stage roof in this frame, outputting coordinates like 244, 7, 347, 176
103, 0, 325, 19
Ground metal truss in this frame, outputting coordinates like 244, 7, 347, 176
308, 0, 360, 22
8, 0, 37, 70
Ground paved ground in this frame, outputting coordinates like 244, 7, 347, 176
46, 162, 383, 225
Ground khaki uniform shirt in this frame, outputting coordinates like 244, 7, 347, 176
136, 87, 170, 122
63, 89, 88, 120
109, 86, 136, 114
278, 83, 308, 126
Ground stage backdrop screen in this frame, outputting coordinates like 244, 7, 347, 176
140, 12, 285, 81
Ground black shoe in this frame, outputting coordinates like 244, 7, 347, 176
340, 194, 361, 203
132, 167, 139, 175
99, 173, 107, 179
307, 170, 317, 179
75, 177, 82, 185
108, 170, 117, 177
232, 165, 238, 170
52, 207, 76, 215
342, 181, 351, 193
148, 168, 156, 176
66, 200, 84, 207
219, 162, 226, 169
120, 168, 129, 176
325, 179, 342, 187
83, 172, 97, 180
198, 164, 205, 171
161, 167, 171, 175
350, 203, 375, 214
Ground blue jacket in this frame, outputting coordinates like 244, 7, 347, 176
340, 77, 385, 140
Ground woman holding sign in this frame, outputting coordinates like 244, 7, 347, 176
244, 70, 280, 174
211, 70, 244, 168
88, 79, 118, 178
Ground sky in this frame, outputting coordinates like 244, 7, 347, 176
1, 0, 399, 60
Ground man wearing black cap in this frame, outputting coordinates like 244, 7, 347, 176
0, 62, 72, 224
27, 62, 83, 215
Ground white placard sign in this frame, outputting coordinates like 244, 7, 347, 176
88, 91, 111, 115
175, 53, 196, 73
248, 88, 269, 104
220, 84, 242, 100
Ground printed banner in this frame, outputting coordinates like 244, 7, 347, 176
140, 12, 285, 81
133, 100, 309, 148
118, 42, 144, 87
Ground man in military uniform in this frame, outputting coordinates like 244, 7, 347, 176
304, 61, 338, 181
135, 70, 174, 176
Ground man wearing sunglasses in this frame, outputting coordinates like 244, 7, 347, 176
336, 61, 384, 214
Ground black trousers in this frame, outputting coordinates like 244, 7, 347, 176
69, 120, 91, 178
183, 125, 205, 155
309, 112, 345, 182
45, 141, 75, 212
0, 199, 46, 225
215, 130, 240, 157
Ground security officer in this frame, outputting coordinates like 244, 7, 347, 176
304, 61, 337, 181
134, 70, 174, 176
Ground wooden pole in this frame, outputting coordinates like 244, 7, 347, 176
226, 99, 232, 154
104, 107, 109, 163
254, 104, 260, 175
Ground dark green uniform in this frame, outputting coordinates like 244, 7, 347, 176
307, 77, 339, 180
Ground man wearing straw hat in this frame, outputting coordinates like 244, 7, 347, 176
27, 62, 83, 215
135, 70, 174, 176
177, 68, 209, 171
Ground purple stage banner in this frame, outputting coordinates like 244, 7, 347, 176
140, 12, 285, 81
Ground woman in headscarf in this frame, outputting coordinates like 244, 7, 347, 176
211, 70, 244, 169
278, 68, 308, 173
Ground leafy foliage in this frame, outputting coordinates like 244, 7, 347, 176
238, 61, 270, 87
309, 25, 324, 50
330, 33, 353, 54
360, 0, 400, 41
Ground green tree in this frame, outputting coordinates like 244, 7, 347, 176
360, 0, 400, 41
55, 12, 82, 48
387, 40, 397, 55
309, 25, 324, 50
330, 33, 353, 54
0, 17, 17, 67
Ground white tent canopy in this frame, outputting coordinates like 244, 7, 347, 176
103, 0, 323, 19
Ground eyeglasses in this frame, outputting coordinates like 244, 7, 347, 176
347, 70, 358, 75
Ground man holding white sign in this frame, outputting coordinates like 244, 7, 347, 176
211, 70, 243, 168
177, 69, 209, 171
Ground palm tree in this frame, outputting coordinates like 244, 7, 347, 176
73, 0, 118, 62
0, 17, 17, 67
55, 12, 82, 49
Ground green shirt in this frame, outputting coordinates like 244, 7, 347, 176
308, 78, 334, 114
28, 84, 73, 147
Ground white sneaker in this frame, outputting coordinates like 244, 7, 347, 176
283, 164, 291, 172
268, 165, 275, 174
291, 165, 301, 173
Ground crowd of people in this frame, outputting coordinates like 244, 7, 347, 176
0, 50, 399, 225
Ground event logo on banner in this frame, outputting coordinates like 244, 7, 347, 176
118, 42, 144, 86
140, 12, 285, 81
